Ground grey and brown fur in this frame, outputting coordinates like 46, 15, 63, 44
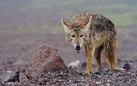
61, 12, 118, 76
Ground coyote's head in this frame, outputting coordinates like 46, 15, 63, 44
61, 15, 92, 53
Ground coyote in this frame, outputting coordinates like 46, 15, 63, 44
61, 12, 118, 76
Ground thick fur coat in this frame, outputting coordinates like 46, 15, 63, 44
61, 12, 118, 75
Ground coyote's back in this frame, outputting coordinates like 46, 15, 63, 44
61, 12, 118, 76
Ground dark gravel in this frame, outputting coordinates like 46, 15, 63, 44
1, 68, 137, 86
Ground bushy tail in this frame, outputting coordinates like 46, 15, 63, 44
103, 38, 118, 69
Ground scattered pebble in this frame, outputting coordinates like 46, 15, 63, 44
0, 68, 137, 85
3, 70, 20, 83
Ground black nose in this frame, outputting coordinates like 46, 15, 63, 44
76, 45, 80, 49
76, 45, 80, 50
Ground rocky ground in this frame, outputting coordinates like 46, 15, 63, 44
0, 44, 137, 86
0, 68, 137, 85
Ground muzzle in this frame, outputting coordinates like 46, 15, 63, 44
75, 45, 81, 53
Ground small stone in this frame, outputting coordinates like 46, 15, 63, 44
96, 81, 100, 84
123, 63, 131, 70
123, 62, 137, 71
3, 70, 20, 82
94, 72, 100, 75
38, 78, 47, 85
103, 70, 110, 75
81, 62, 87, 69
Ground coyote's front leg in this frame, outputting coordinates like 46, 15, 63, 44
83, 44, 95, 76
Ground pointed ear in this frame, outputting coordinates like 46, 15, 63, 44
83, 15, 92, 30
61, 18, 71, 33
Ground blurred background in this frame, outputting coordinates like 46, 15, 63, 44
0, 0, 137, 72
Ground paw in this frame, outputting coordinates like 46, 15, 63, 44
83, 72, 90, 76
83, 69, 93, 76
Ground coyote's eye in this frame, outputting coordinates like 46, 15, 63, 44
71, 35, 75, 38
80, 35, 84, 37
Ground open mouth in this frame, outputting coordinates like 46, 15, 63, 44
76, 50, 80, 53
75, 47, 81, 53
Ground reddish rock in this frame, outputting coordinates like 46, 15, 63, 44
26, 44, 67, 77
